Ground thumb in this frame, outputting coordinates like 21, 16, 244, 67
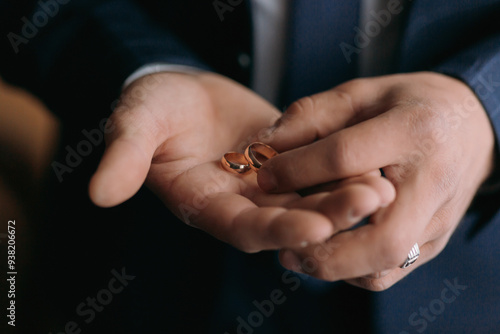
89, 117, 157, 207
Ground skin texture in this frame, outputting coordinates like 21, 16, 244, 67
88, 72, 394, 253
258, 72, 495, 290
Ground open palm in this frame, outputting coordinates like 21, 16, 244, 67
89, 72, 393, 252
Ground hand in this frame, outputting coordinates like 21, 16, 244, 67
258, 72, 495, 290
88, 72, 393, 252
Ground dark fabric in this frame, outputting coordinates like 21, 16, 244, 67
0, 0, 251, 126
0, 0, 499, 333
280, 0, 361, 105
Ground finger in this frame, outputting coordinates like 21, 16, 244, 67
89, 121, 157, 207
326, 172, 396, 208
189, 193, 334, 253
285, 176, 396, 233
348, 198, 462, 290
344, 241, 434, 291
258, 106, 412, 193
298, 169, 381, 195
349, 198, 458, 289
149, 164, 334, 252
260, 78, 391, 152
278, 174, 437, 281
290, 185, 382, 233
345, 231, 452, 291
362, 269, 393, 280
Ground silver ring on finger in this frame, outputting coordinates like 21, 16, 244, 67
400, 243, 420, 269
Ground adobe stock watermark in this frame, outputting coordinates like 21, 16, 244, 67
224, 288, 287, 334
48, 267, 135, 334
225, 241, 466, 334
213, 0, 244, 21
177, 168, 231, 225
340, 0, 411, 64
51, 73, 162, 182
399, 277, 468, 334
51, 118, 114, 183
224, 268, 320, 334
7, 0, 71, 54
471, 71, 500, 103
224, 242, 334, 334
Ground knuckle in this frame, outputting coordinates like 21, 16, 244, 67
325, 134, 355, 176
237, 243, 259, 254
357, 277, 395, 292
407, 100, 448, 145
329, 89, 354, 108
378, 236, 409, 268
427, 209, 455, 238
286, 97, 315, 116
313, 264, 336, 281
231, 234, 259, 254
298, 255, 337, 281
429, 161, 460, 202
364, 270, 392, 279
337, 78, 367, 94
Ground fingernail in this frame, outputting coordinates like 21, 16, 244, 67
257, 167, 277, 192
281, 250, 303, 273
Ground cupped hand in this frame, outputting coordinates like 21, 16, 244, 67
88, 72, 393, 252
258, 72, 495, 289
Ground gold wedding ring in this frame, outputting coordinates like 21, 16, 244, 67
221, 142, 279, 175
221, 152, 252, 174
244, 142, 278, 172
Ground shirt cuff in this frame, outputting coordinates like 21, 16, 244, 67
123, 63, 205, 89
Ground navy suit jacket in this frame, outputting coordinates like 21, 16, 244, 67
0, 1, 499, 333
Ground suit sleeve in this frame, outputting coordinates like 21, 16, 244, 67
433, 31, 500, 226
0, 0, 213, 124
434, 33, 500, 162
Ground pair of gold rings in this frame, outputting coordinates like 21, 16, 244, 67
221, 142, 278, 175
